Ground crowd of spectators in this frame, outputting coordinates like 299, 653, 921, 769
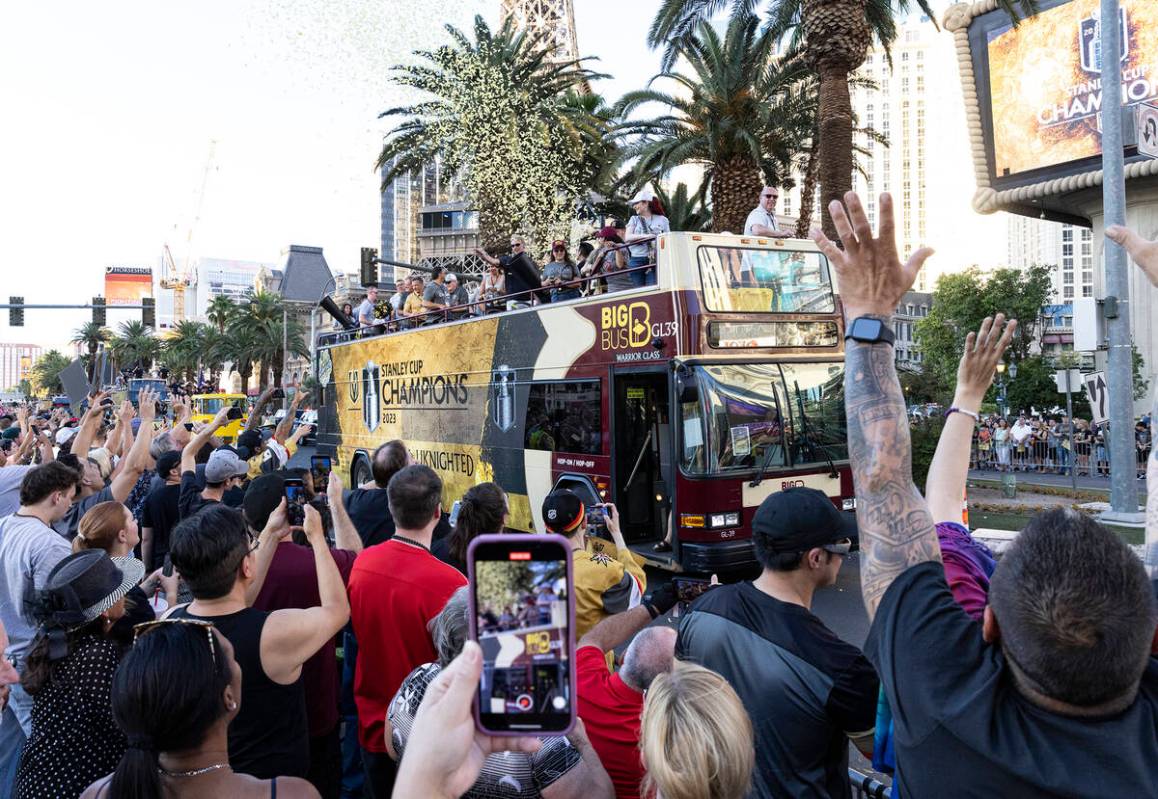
967, 412, 1151, 478
0, 191, 1154, 799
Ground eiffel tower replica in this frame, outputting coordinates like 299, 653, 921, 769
500, 0, 581, 66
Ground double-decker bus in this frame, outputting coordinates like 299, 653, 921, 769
314, 232, 851, 573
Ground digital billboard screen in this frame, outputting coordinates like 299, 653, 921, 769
979, 0, 1158, 181
104, 266, 153, 306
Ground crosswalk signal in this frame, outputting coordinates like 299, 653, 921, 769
8, 297, 23, 327
142, 297, 155, 328
360, 247, 379, 287
92, 297, 106, 326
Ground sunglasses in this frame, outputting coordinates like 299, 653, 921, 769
510, 242, 524, 248
821, 537, 853, 557
762, 194, 778, 200
133, 618, 217, 666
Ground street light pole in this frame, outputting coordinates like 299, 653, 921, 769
1099, 0, 1140, 520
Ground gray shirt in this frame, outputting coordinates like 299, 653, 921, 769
0, 465, 34, 518
423, 282, 449, 308
625, 215, 670, 259
356, 298, 378, 325
0, 513, 72, 669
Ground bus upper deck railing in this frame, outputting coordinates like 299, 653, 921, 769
318, 241, 658, 347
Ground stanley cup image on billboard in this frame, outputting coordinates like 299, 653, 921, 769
986, 0, 1158, 178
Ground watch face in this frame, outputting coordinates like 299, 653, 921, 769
851, 318, 885, 340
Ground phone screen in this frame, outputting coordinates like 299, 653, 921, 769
284, 479, 306, 526
672, 577, 715, 617
310, 455, 332, 493
226, 406, 243, 421
469, 534, 574, 735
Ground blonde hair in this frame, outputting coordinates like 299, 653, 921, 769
74, 501, 130, 554
640, 661, 754, 799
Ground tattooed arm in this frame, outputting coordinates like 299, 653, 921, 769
813, 192, 940, 619
1106, 224, 1158, 579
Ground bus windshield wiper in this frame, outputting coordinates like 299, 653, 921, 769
750, 383, 786, 488
793, 381, 839, 479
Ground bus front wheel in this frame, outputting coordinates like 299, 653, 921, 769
351, 455, 372, 488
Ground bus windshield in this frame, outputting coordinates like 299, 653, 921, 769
697, 245, 835, 314
197, 398, 225, 414
680, 362, 848, 476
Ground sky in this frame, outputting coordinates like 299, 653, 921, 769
0, 0, 669, 352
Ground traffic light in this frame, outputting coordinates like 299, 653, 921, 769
8, 297, 23, 327
92, 296, 106, 326
360, 247, 379, 287
142, 297, 155, 328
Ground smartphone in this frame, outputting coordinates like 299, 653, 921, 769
672, 576, 715, 616
448, 499, 462, 528
468, 534, 574, 735
226, 406, 244, 421
585, 504, 607, 538
183, 422, 195, 431
310, 455, 332, 494
271, 388, 286, 401
99, 397, 115, 409
284, 478, 307, 526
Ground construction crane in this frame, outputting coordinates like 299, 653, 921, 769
160, 140, 216, 324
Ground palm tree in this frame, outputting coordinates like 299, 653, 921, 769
109, 320, 160, 375
655, 181, 712, 232
206, 295, 236, 335
239, 291, 308, 390
160, 320, 209, 384
617, 13, 817, 234
376, 14, 609, 250
31, 350, 72, 396
648, 0, 1034, 238
71, 322, 110, 385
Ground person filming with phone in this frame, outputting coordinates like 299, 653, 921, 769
539, 491, 646, 639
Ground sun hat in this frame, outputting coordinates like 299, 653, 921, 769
41, 550, 146, 626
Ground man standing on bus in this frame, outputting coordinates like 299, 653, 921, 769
741, 187, 793, 288
357, 286, 387, 334
421, 266, 451, 324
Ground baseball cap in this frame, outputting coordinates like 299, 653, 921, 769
155, 450, 182, 478
55, 427, 78, 446
541, 489, 585, 534
205, 448, 249, 483
2, 427, 21, 441
446, 273, 458, 283
597, 226, 618, 240
243, 473, 285, 531
752, 487, 857, 553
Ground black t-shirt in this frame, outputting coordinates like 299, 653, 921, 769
343, 487, 452, 548
865, 561, 1158, 797
499, 253, 543, 300
140, 483, 181, 570
178, 470, 217, 520
677, 581, 878, 799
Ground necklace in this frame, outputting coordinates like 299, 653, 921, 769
392, 534, 429, 552
159, 762, 230, 778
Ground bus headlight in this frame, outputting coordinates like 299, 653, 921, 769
707, 511, 741, 529
842, 498, 856, 511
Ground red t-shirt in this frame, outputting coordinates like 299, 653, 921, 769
348, 539, 467, 752
576, 645, 645, 799
252, 542, 357, 738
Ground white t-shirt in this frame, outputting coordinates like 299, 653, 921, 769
0, 514, 72, 668
625, 215, 670, 259
744, 206, 779, 236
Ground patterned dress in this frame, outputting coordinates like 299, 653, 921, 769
14, 634, 127, 799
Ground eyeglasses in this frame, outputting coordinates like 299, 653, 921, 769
133, 618, 217, 665
510, 242, 524, 249
762, 194, 778, 200
821, 537, 853, 557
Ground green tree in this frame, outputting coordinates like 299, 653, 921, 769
1132, 345, 1149, 402
377, 15, 608, 253
109, 320, 161, 374
160, 320, 209, 383
70, 321, 111, 385
648, 0, 1034, 239
915, 265, 1053, 395
207, 296, 237, 335
618, 13, 816, 234
654, 181, 712, 232
243, 291, 309, 390
30, 350, 71, 395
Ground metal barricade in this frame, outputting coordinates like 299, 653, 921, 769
849, 768, 892, 799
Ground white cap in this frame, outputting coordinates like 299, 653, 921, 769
446, 273, 458, 283
628, 189, 655, 205
56, 427, 78, 446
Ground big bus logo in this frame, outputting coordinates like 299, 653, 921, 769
600, 302, 651, 351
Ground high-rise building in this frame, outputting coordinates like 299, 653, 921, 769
188, 258, 272, 319
500, 0, 580, 64
0, 343, 43, 391
778, 15, 1008, 290
1006, 217, 1095, 302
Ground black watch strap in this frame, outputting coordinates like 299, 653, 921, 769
844, 316, 896, 345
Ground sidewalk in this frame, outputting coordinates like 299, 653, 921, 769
968, 468, 1146, 496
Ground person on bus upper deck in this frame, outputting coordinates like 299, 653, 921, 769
421, 267, 451, 324
444, 273, 469, 319
585, 227, 629, 295
403, 275, 427, 320
540, 490, 646, 639
543, 240, 582, 303
623, 190, 669, 288
356, 286, 388, 334
677, 487, 878, 799
472, 237, 542, 310
745, 186, 792, 240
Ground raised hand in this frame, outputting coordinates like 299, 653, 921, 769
956, 315, 1018, 407
1105, 225, 1158, 287
811, 192, 934, 321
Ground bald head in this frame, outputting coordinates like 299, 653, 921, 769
371, 439, 410, 488
620, 626, 677, 692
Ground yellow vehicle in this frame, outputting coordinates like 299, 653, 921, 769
191, 393, 247, 443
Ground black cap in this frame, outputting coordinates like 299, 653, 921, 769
155, 450, 181, 479
237, 430, 263, 457
752, 487, 857, 553
541, 489, 585, 534
243, 473, 285, 531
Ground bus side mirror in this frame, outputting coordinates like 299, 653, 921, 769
676, 372, 698, 404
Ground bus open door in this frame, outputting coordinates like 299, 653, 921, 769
611, 369, 673, 559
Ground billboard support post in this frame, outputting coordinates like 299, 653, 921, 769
1099, 0, 1142, 520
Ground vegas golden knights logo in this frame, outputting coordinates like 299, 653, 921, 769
347, 370, 360, 404
362, 363, 380, 432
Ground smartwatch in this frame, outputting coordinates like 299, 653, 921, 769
844, 316, 896, 345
